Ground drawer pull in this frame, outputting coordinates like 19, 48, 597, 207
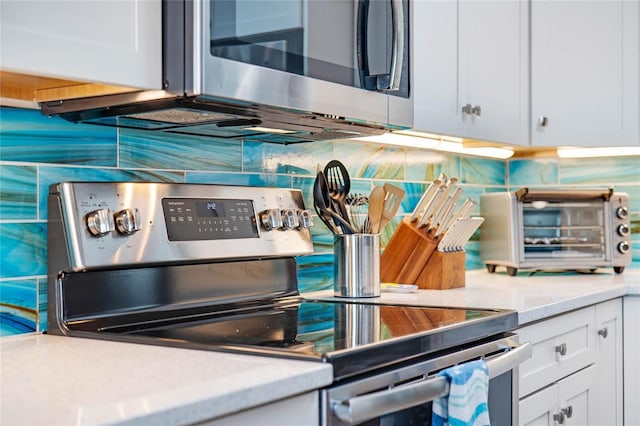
553, 412, 565, 424
555, 342, 567, 356
598, 327, 608, 339
562, 405, 573, 418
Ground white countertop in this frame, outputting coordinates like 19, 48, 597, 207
377, 268, 640, 325
0, 334, 333, 426
1, 269, 638, 425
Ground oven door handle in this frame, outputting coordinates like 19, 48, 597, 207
332, 341, 532, 425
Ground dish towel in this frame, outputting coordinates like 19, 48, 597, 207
432, 359, 491, 426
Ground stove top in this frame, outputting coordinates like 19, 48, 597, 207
47, 182, 517, 381
64, 296, 516, 380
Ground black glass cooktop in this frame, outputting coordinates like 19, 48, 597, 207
79, 299, 517, 380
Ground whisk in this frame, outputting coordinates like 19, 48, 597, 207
345, 193, 369, 233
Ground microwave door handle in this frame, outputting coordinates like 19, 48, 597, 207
357, 0, 371, 89
332, 341, 533, 425
388, 0, 404, 91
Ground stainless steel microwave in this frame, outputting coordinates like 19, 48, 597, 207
42, 0, 412, 144
479, 188, 632, 276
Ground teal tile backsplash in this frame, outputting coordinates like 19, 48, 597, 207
1, 106, 638, 336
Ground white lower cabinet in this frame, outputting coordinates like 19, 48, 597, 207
203, 391, 319, 426
520, 365, 594, 426
624, 296, 640, 425
517, 299, 622, 425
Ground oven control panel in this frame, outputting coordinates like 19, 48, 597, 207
49, 182, 314, 270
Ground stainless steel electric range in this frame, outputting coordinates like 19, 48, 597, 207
47, 182, 530, 425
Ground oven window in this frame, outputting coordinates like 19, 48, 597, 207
522, 200, 606, 260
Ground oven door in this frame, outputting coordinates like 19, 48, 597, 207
188, 0, 411, 128
321, 336, 531, 426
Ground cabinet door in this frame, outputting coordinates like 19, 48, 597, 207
0, 0, 161, 89
531, 0, 639, 147
592, 299, 622, 426
459, 0, 529, 145
557, 365, 594, 425
624, 296, 640, 426
519, 383, 557, 426
518, 305, 596, 398
413, 0, 465, 138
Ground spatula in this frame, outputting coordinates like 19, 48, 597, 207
367, 186, 385, 234
379, 183, 405, 232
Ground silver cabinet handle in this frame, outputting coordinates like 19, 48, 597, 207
555, 342, 567, 356
472, 105, 482, 116
598, 327, 608, 338
332, 342, 532, 424
462, 103, 473, 114
554, 412, 566, 424
562, 405, 573, 418
538, 116, 548, 126
388, 0, 404, 91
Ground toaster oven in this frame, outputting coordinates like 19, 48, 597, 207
479, 188, 632, 276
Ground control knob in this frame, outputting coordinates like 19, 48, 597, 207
86, 209, 114, 237
618, 241, 630, 255
281, 209, 299, 230
260, 209, 283, 231
297, 209, 313, 229
617, 223, 630, 237
615, 206, 628, 219
114, 208, 141, 235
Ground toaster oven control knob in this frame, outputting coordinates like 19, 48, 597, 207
260, 209, 283, 231
615, 206, 628, 219
281, 209, 299, 230
617, 223, 630, 236
297, 209, 312, 229
617, 241, 631, 255
114, 208, 141, 235
86, 209, 114, 237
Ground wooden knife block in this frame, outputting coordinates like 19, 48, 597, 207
380, 218, 466, 290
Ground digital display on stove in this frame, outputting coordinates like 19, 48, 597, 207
162, 198, 258, 241
195, 201, 225, 217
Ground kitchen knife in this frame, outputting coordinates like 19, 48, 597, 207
433, 186, 463, 236
417, 184, 448, 228
409, 179, 441, 222
452, 217, 484, 251
436, 195, 474, 238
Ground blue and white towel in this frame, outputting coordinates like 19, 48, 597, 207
432, 359, 491, 426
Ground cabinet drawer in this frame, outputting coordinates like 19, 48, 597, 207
518, 306, 596, 397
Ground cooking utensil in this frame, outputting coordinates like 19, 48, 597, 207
367, 186, 386, 234
437, 198, 477, 239
313, 171, 355, 234
324, 160, 352, 232
433, 186, 463, 237
417, 185, 446, 228
379, 183, 405, 231
346, 193, 369, 233
409, 179, 441, 222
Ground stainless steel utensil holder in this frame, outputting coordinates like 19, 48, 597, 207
334, 234, 381, 297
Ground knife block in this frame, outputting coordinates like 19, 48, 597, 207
380, 219, 439, 284
415, 250, 466, 290
380, 218, 466, 290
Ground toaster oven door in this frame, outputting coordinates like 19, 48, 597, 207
521, 200, 607, 262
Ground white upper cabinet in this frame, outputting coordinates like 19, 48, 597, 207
413, 0, 529, 145
531, 0, 640, 147
0, 0, 161, 90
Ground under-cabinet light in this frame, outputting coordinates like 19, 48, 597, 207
556, 147, 640, 158
245, 127, 296, 134
354, 132, 514, 159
